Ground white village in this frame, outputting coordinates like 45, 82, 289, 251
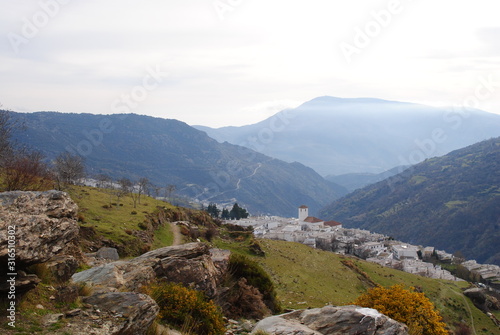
227, 205, 500, 284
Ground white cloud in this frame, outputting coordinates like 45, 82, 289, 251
1, 0, 499, 127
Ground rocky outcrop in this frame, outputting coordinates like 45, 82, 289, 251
72, 242, 230, 298
82, 292, 159, 334
37, 292, 159, 335
252, 305, 409, 335
0, 190, 81, 294
464, 287, 500, 312
0, 190, 79, 266
70, 242, 229, 334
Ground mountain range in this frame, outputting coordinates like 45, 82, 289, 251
196, 96, 500, 176
320, 137, 500, 266
9, 112, 345, 217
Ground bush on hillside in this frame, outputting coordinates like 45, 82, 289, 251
353, 284, 448, 335
143, 281, 225, 335
218, 277, 271, 320
228, 254, 282, 314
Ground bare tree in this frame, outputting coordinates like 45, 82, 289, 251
3, 151, 52, 191
54, 152, 86, 188
95, 173, 112, 189
95, 174, 115, 206
165, 184, 176, 202
137, 177, 150, 204
153, 185, 161, 199
0, 106, 15, 167
116, 178, 132, 205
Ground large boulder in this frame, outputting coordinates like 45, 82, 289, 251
82, 292, 159, 334
0, 190, 79, 266
252, 305, 409, 335
40, 292, 159, 335
72, 242, 230, 298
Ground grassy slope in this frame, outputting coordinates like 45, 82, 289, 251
67, 185, 175, 254
218, 238, 499, 335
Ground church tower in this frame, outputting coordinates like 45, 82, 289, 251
298, 205, 308, 221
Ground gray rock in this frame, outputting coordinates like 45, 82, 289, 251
45, 255, 80, 282
96, 247, 119, 261
72, 242, 229, 298
0, 190, 79, 266
83, 292, 159, 335
65, 308, 82, 317
42, 313, 64, 326
252, 305, 409, 335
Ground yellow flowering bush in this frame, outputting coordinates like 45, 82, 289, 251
144, 281, 225, 335
353, 284, 449, 335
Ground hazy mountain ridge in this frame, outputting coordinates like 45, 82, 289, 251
319, 137, 500, 265
196, 96, 500, 176
10, 112, 345, 217
325, 165, 410, 192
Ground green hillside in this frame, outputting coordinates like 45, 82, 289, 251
320, 137, 500, 265
216, 238, 499, 334
67, 185, 177, 256
3, 184, 499, 334
67, 186, 500, 333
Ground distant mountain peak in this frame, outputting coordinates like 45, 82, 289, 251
196, 96, 500, 176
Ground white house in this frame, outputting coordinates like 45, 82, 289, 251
392, 244, 419, 260
267, 221, 280, 230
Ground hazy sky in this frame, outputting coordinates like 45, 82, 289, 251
1, 0, 499, 127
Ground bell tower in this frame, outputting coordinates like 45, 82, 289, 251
298, 205, 308, 221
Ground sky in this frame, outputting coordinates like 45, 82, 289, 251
1, 0, 499, 127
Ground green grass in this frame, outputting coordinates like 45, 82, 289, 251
67, 185, 176, 255
241, 239, 500, 335
152, 223, 175, 249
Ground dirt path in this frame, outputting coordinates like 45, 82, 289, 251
170, 222, 183, 246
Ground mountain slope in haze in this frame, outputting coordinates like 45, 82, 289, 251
325, 166, 409, 192
196, 96, 500, 176
10, 112, 346, 217
320, 137, 500, 265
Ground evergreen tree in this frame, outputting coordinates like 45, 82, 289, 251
221, 208, 230, 219
206, 202, 221, 218
229, 203, 249, 220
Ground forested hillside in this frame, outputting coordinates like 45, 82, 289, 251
320, 137, 500, 265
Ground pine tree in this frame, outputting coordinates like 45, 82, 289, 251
221, 208, 230, 219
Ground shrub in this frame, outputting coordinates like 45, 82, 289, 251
77, 213, 86, 223
353, 284, 448, 335
143, 281, 225, 335
228, 254, 282, 314
204, 227, 218, 242
220, 277, 270, 319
